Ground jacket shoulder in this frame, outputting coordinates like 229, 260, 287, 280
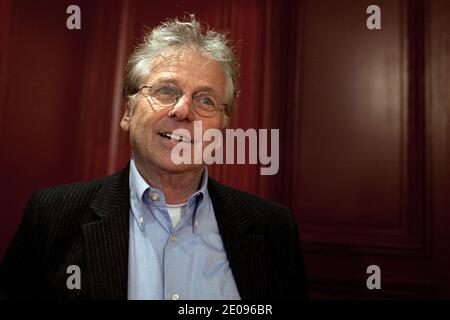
208, 178, 293, 224
30, 176, 106, 210
25, 166, 129, 227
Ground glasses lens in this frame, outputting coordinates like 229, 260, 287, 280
150, 83, 180, 107
193, 93, 218, 116
145, 83, 222, 117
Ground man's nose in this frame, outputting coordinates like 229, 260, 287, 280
167, 95, 195, 122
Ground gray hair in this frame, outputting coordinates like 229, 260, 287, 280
123, 15, 239, 117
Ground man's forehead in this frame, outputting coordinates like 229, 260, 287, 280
146, 47, 225, 94
150, 47, 221, 75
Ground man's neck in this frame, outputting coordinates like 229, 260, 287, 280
133, 159, 204, 205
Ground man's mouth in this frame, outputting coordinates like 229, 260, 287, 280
158, 132, 192, 143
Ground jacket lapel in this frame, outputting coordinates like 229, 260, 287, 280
208, 178, 269, 300
82, 165, 130, 299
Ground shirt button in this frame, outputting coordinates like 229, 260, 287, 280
170, 235, 177, 242
171, 293, 179, 300
138, 216, 144, 224
194, 221, 199, 227
150, 193, 160, 201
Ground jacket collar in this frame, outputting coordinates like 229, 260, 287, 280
208, 178, 269, 300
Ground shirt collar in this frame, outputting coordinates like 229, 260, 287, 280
130, 159, 150, 203
129, 159, 209, 232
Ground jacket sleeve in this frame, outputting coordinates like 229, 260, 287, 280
0, 192, 42, 299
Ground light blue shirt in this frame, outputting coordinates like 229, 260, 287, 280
127, 159, 240, 300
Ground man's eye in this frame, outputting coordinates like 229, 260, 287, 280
197, 96, 215, 106
156, 86, 176, 96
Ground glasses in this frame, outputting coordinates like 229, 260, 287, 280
139, 82, 227, 117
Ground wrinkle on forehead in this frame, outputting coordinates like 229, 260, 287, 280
146, 46, 226, 98
155, 46, 213, 66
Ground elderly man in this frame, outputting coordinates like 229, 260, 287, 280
0, 17, 308, 300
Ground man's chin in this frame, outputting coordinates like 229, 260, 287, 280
156, 159, 204, 174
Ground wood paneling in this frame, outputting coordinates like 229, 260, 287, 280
292, 0, 449, 298
428, 0, 450, 298
292, 0, 426, 250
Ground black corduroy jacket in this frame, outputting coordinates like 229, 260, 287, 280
0, 164, 308, 300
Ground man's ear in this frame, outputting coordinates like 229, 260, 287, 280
120, 102, 133, 133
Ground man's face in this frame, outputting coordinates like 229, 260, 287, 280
120, 48, 227, 174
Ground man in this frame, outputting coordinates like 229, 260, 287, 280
0, 16, 308, 300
